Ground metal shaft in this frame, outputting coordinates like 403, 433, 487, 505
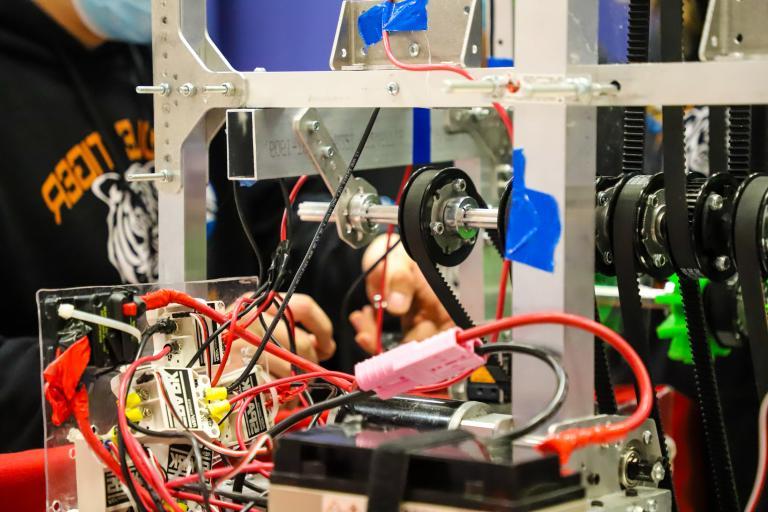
297, 201, 499, 230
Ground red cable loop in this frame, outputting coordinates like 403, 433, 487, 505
457, 312, 653, 464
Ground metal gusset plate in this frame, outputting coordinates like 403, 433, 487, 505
292, 108, 379, 248
330, 0, 482, 70
700, 0, 768, 60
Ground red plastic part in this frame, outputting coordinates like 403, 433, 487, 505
43, 336, 91, 426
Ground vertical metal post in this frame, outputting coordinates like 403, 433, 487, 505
492, 0, 514, 58
153, 0, 236, 283
511, 0, 597, 421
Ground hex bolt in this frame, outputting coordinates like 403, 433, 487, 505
321, 146, 336, 159
387, 81, 400, 96
652, 254, 667, 268
707, 193, 724, 211
203, 82, 235, 95
408, 42, 421, 57
136, 83, 170, 96
178, 83, 197, 97
642, 430, 653, 445
715, 255, 731, 271
430, 222, 445, 235
453, 179, 467, 193
126, 169, 172, 183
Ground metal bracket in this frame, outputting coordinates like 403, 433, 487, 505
700, 0, 768, 61
292, 108, 380, 248
330, 0, 482, 70
146, 0, 247, 194
549, 415, 665, 499
444, 107, 512, 166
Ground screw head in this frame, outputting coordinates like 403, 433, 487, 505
387, 81, 400, 96
453, 179, 467, 193
715, 255, 731, 271
707, 193, 724, 211
651, 461, 666, 483
430, 222, 445, 235
597, 191, 608, 206
308, 120, 321, 133
408, 42, 421, 57
321, 146, 335, 159
603, 251, 613, 264
642, 430, 653, 445
653, 254, 667, 268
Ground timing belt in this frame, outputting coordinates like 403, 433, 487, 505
733, 176, 768, 396
660, 0, 740, 507
400, 168, 475, 329
611, 175, 676, 504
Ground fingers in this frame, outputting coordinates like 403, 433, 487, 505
402, 320, 440, 343
349, 305, 378, 355
363, 235, 417, 316
280, 294, 336, 361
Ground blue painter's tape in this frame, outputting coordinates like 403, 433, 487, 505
505, 149, 562, 272
488, 57, 514, 68
384, 0, 428, 33
358, 0, 428, 47
412, 108, 431, 165
358, 2, 391, 46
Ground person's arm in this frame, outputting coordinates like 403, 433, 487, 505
0, 336, 44, 452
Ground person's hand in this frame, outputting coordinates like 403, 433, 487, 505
227, 293, 336, 378
349, 234, 454, 354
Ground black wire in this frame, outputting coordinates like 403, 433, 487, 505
116, 431, 150, 512
476, 343, 568, 441
126, 421, 212, 512
279, 179, 295, 241
339, 239, 402, 337
228, 108, 381, 392
268, 390, 375, 438
185, 280, 272, 368
136, 318, 176, 360
233, 182, 266, 283
180, 484, 269, 507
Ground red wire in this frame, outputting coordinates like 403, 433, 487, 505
212, 292, 275, 387
168, 490, 244, 511
229, 371, 356, 404
280, 175, 309, 241
138, 290, 355, 391
490, 260, 511, 342
165, 463, 273, 489
457, 312, 653, 463
117, 346, 184, 512
381, 31, 514, 146
375, 165, 414, 353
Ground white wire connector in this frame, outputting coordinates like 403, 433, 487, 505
57, 303, 142, 343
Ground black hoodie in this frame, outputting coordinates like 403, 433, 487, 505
0, 1, 159, 452
0, 1, 370, 452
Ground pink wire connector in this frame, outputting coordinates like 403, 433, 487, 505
354, 328, 485, 399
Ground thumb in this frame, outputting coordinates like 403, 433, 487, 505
383, 264, 416, 316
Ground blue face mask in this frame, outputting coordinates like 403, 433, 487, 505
72, 0, 152, 44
